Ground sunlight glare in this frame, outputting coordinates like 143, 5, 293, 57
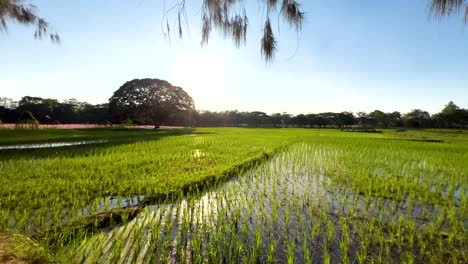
171, 52, 226, 110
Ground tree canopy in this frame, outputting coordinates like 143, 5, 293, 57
108, 78, 195, 128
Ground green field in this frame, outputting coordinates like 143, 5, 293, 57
0, 128, 466, 263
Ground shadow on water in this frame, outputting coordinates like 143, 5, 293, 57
0, 128, 197, 160
0, 140, 109, 150
403, 138, 444, 143
367, 136, 444, 144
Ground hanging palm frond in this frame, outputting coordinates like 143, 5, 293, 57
280, 0, 304, 30
266, 0, 279, 12
430, 0, 468, 22
198, 0, 302, 61
261, 18, 276, 62
0, 0, 59, 42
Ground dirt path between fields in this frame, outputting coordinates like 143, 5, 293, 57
0, 235, 27, 264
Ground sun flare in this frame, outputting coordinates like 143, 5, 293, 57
172, 52, 226, 109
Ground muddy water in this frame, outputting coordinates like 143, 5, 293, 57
75, 143, 465, 264
77, 196, 145, 217
0, 140, 108, 150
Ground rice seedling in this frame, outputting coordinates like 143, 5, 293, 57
0, 128, 466, 263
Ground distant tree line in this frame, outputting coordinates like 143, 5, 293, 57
0, 96, 109, 125
194, 104, 468, 129
1, 96, 467, 129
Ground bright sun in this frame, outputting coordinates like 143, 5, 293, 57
171, 52, 226, 109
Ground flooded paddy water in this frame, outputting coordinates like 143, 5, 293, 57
74, 143, 467, 263
0, 140, 108, 150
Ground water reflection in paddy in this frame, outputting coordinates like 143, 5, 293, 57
76, 143, 466, 264
0, 140, 108, 150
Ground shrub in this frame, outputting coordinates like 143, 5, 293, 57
121, 118, 134, 126
15, 111, 39, 129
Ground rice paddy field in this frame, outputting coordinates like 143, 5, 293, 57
0, 127, 466, 263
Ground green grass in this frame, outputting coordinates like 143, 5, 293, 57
0, 127, 466, 263
0, 127, 192, 145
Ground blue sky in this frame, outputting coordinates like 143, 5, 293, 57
1, 0, 467, 114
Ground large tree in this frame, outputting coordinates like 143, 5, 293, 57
403, 109, 432, 128
436, 101, 468, 128
108, 78, 194, 128
440, 101, 460, 128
